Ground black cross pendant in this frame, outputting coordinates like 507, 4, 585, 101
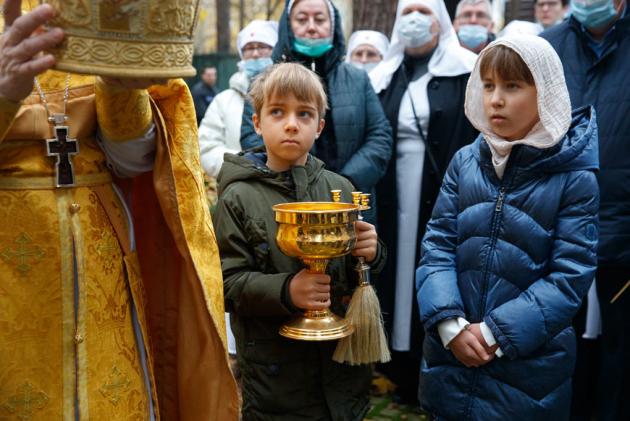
46, 114, 79, 188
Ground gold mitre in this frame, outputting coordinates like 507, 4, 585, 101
40, 0, 200, 78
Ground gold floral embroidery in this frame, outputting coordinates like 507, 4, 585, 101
0, 232, 45, 274
95, 79, 152, 142
99, 367, 131, 406
2, 382, 49, 420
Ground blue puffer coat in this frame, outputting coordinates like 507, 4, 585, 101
416, 107, 599, 420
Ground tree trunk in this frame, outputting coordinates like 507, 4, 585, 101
216, 0, 231, 52
239, 0, 245, 30
352, 0, 398, 36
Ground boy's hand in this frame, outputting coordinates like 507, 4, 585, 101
289, 269, 331, 310
352, 220, 377, 263
449, 329, 494, 368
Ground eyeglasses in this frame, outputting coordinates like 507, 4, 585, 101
242, 45, 273, 54
535, 0, 562, 7
457, 11, 491, 20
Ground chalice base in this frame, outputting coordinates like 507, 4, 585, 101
279, 310, 354, 341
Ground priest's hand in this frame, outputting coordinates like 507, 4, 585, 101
98, 76, 170, 91
0, 1, 63, 102
289, 269, 331, 311
351, 220, 377, 263
449, 328, 494, 368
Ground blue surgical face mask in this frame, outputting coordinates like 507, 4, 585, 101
571, 0, 618, 29
457, 24, 488, 50
397, 11, 435, 48
241, 57, 274, 78
351, 61, 379, 73
293, 36, 334, 57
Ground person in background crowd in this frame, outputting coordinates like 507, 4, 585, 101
541, 1, 630, 419
369, 0, 477, 405
498, 19, 544, 37
192, 66, 218, 125
452, 0, 495, 53
199, 20, 278, 179
240, 0, 393, 225
346, 29, 390, 73
535, 0, 569, 28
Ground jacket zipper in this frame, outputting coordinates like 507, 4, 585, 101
479, 185, 507, 319
466, 185, 507, 419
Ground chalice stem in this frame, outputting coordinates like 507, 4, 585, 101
302, 258, 334, 320
303, 258, 329, 274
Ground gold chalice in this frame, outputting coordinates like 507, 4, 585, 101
273, 199, 359, 341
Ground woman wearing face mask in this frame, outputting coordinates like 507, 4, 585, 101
240, 0, 393, 224
198, 20, 278, 180
369, 0, 478, 405
346, 30, 390, 73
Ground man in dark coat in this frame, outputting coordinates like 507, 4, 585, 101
191, 66, 218, 126
239, 0, 393, 225
541, 2, 630, 420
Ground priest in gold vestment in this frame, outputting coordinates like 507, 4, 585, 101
0, 1, 239, 420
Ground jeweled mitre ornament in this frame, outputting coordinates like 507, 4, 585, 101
44, 0, 200, 78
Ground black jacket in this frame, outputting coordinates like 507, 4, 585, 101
376, 57, 478, 353
541, 14, 630, 267
191, 81, 217, 126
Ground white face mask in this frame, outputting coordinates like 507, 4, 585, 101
397, 11, 435, 48
351, 61, 379, 73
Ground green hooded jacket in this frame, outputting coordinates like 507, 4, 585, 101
214, 150, 386, 420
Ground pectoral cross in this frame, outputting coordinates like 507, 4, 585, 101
46, 114, 79, 188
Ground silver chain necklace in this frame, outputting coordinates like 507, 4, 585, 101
33, 73, 71, 126
33, 73, 79, 188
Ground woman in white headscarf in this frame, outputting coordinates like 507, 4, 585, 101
370, 0, 478, 404
198, 20, 278, 179
345, 30, 390, 73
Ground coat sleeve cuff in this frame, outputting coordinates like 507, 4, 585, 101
480, 321, 504, 358
281, 273, 301, 314
437, 317, 470, 348
95, 78, 153, 142
424, 309, 466, 332
369, 237, 387, 275
484, 315, 516, 359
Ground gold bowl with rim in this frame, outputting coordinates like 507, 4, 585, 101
273, 202, 359, 341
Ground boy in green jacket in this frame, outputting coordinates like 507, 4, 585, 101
213, 62, 387, 420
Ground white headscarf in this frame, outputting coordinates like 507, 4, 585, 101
237, 20, 279, 58
498, 20, 544, 38
464, 34, 572, 178
345, 30, 390, 62
369, 0, 477, 93
287, 0, 335, 35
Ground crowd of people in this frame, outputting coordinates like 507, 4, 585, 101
1, 0, 628, 419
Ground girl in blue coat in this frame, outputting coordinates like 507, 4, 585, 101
416, 34, 599, 420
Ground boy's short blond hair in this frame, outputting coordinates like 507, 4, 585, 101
248, 62, 328, 118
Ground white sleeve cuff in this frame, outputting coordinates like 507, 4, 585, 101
480, 321, 504, 357
97, 123, 157, 178
437, 317, 470, 349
